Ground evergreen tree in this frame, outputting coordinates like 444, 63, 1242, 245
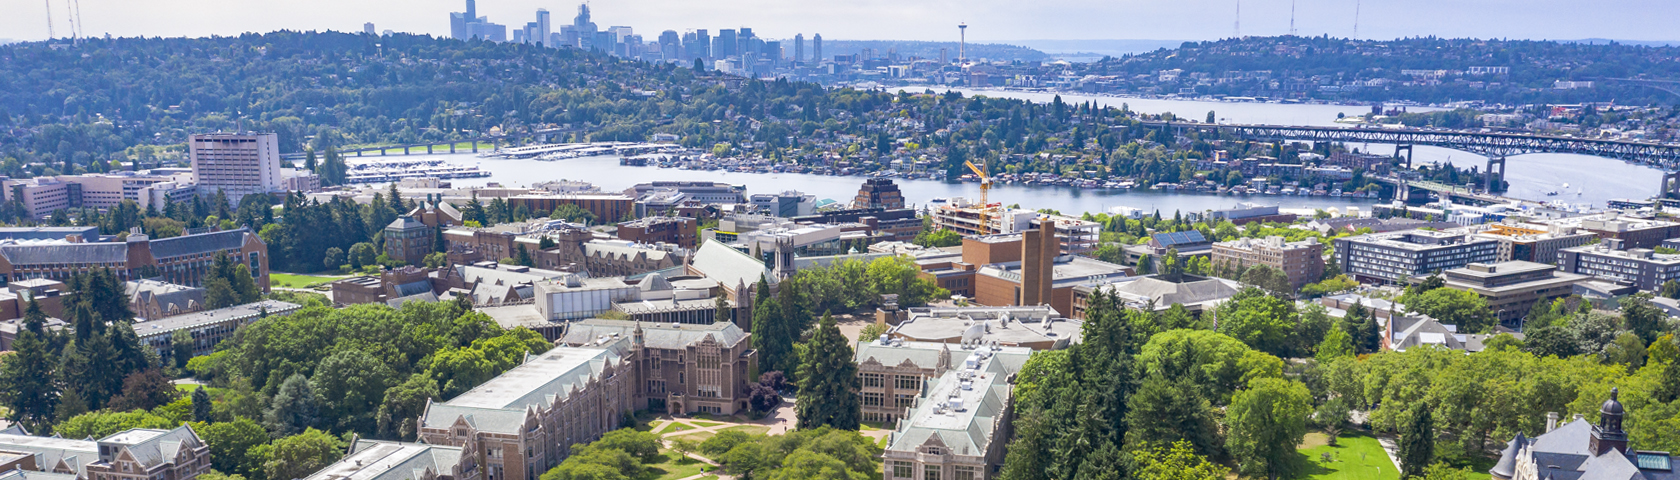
266, 373, 320, 436
0, 331, 58, 431
713, 287, 731, 324
1399, 403, 1435, 478
304, 149, 317, 172
751, 277, 794, 376
999, 412, 1053, 480
192, 386, 214, 422
795, 313, 861, 430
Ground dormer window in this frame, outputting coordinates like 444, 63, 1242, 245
924, 446, 943, 455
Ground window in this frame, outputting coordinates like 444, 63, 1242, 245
924, 447, 943, 455
924, 465, 942, 480
891, 462, 913, 479
862, 373, 884, 388
896, 375, 922, 391
863, 392, 884, 407
953, 466, 978, 480
895, 394, 916, 409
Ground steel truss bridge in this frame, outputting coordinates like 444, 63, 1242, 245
1141, 121, 1680, 197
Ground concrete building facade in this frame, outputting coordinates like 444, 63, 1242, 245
1211, 236, 1326, 290
189, 133, 283, 203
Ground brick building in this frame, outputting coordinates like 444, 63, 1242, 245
0, 228, 269, 292
616, 216, 697, 249
1211, 236, 1326, 290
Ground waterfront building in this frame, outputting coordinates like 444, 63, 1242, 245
189, 132, 283, 204
931, 198, 1098, 254
1211, 236, 1325, 290
627, 181, 746, 204
0, 425, 211, 480
1558, 240, 1680, 292
1442, 261, 1588, 326
855, 178, 906, 210
1334, 229, 1499, 284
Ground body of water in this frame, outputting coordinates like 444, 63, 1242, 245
423, 154, 1379, 217
896, 87, 1665, 207
353, 92, 1659, 215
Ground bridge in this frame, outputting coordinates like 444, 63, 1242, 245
278, 126, 587, 162
1141, 121, 1680, 198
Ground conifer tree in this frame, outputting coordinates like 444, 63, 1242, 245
192, 386, 214, 422
266, 373, 320, 436
795, 313, 861, 430
750, 277, 792, 375
1399, 403, 1435, 478
0, 330, 58, 431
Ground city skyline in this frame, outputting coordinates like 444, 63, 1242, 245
6, 0, 1680, 46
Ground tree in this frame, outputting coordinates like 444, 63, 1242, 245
796, 313, 861, 430
108, 369, 180, 412
378, 374, 440, 441
349, 242, 377, 269
196, 417, 269, 476
1399, 403, 1436, 478
191, 386, 214, 422
1125, 375, 1224, 459
1133, 440, 1230, 480
311, 349, 397, 433
1661, 280, 1680, 299
1621, 294, 1667, 345
173, 329, 195, 369
55, 410, 175, 439
1225, 378, 1311, 480
265, 373, 320, 436
751, 277, 795, 376
593, 430, 661, 462
1215, 288, 1299, 358
1402, 288, 1495, 333
550, 203, 597, 224
1316, 328, 1356, 365
324, 247, 345, 269
0, 331, 57, 431
263, 428, 344, 480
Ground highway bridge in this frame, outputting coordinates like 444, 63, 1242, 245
278, 126, 586, 162
1141, 121, 1680, 198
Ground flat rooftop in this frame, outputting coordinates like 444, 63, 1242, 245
131, 300, 301, 339
893, 306, 1081, 348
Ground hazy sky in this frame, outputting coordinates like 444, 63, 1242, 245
5, 0, 1678, 44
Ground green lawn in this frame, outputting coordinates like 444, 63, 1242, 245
1297, 430, 1399, 480
173, 384, 227, 397
689, 421, 724, 427
642, 450, 710, 480
269, 273, 342, 289
720, 425, 769, 436
655, 423, 692, 435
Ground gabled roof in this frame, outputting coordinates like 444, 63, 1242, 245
149, 229, 252, 259
422, 342, 627, 434
563, 319, 749, 351
305, 440, 463, 480
688, 239, 773, 290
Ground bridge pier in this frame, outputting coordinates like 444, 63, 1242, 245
1664, 171, 1680, 199
381, 149, 387, 156
1395, 145, 1414, 169
1485, 157, 1507, 193
427, 145, 434, 154
356, 151, 362, 157
449, 143, 456, 154
472, 142, 479, 153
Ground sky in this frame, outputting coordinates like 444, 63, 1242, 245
5, 0, 1679, 45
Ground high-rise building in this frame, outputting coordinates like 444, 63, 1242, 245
449, 0, 506, 42
364, 23, 375, 35
812, 34, 822, 62
689, 29, 710, 60
793, 34, 804, 64
714, 29, 736, 57
189, 132, 282, 203
572, 3, 598, 48
659, 30, 680, 62
535, 8, 551, 46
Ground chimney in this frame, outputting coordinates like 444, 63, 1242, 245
1546, 412, 1558, 433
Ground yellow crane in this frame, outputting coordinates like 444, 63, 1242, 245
965, 160, 992, 206
965, 160, 996, 234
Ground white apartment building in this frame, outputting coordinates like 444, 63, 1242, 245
189, 132, 283, 203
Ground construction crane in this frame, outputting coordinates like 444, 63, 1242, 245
964, 160, 997, 234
